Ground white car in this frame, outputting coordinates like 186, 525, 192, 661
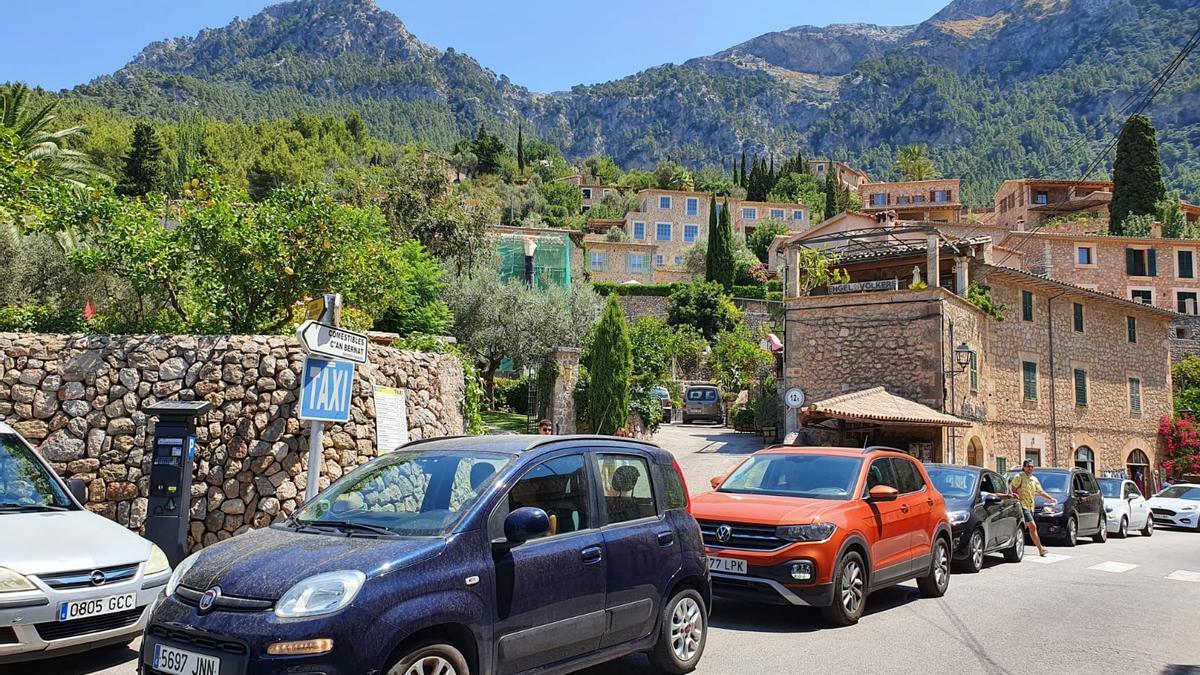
1147, 483, 1200, 531
0, 422, 171, 664
1098, 478, 1153, 537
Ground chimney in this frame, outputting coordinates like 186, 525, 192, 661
1151, 221, 1163, 238
926, 234, 940, 289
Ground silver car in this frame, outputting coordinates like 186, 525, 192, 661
0, 422, 171, 664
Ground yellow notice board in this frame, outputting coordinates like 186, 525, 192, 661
374, 385, 410, 452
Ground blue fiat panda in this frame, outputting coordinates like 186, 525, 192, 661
142, 435, 709, 675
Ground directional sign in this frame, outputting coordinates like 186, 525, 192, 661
784, 387, 807, 409
299, 356, 355, 422
296, 320, 369, 364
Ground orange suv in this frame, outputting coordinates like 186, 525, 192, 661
690, 445, 952, 625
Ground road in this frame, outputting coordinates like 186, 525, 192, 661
8, 423, 1200, 675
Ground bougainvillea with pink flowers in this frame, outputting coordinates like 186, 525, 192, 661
1158, 415, 1200, 478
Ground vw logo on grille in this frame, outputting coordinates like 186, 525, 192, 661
715, 524, 733, 543
89, 570, 107, 586
198, 586, 221, 613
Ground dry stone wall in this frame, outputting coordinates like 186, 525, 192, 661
0, 334, 464, 552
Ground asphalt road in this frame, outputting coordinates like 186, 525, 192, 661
9, 423, 1200, 675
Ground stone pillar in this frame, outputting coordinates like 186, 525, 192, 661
955, 257, 969, 296
926, 234, 940, 288
785, 246, 799, 298
547, 348, 581, 434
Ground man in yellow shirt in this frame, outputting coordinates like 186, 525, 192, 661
1010, 459, 1057, 556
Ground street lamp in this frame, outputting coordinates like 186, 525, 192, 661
953, 342, 973, 371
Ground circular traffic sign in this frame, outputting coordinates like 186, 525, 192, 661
785, 387, 806, 409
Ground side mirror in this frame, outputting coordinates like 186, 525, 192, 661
710, 475, 725, 490
502, 507, 550, 545
868, 485, 899, 502
1127, 493, 1140, 501
67, 478, 88, 505
983, 493, 1002, 505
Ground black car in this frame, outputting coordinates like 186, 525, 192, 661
1005, 467, 1107, 546
926, 464, 1024, 572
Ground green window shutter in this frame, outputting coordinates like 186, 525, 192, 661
1074, 369, 1088, 406
1073, 303, 1084, 332
1127, 316, 1137, 343
1022, 362, 1037, 401
1148, 249, 1158, 277
1126, 248, 1136, 275
1129, 378, 1141, 414
1021, 291, 1033, 321
601, 252, 608, 272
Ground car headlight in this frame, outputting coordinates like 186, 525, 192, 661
948, 510, 971, 525
275, 570, 366, 619
1041, 504, 1063, 515
0, 566, 36, 594
1104, 505, 1113, 513
775, 523, 836, 542
1182, 505, 1197, 512
146, 545, 171, 576
166, 553, 200, 598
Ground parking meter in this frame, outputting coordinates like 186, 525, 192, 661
143, 400, 212, 567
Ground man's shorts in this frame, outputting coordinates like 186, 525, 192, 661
1021, 508, 1035, 523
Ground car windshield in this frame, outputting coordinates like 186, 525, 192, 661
686, 388, 718, 402
0, 433, 73, 510
1156, 485, 1200, 500
719, 454, 862, 500
926, 467, 978, 499
1033, 471, 1071, 493
1098, 479, 1122, 498
291, 449, 512, 536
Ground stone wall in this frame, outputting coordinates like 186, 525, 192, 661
0, 333, 464, 551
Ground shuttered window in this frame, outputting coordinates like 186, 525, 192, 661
1127, 316, 1137, 343
1129, 377, 1142, 414
1022, 361, 1037, 401
969, 352, 978, 393
1125, 248, 1157, 277
1073, 303, 1084, 332
1074, 368, 1088, 407
1021, 291, 1033, 321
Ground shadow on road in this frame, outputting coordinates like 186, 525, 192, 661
665, 423, 763, 455
709, 584, 924, 633
2, 642, 139, 675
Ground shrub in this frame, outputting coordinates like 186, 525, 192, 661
493, 376, 530, 413
630, 388, 662, 435
592, 282, 679, 297
0, 304, 86, 333
731, 285, 766, 299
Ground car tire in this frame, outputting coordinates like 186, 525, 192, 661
388, 641, 470, 675
917, 537, 951, 598
820, 551, 867, 626
1116, 517, 1128, 538
1063, 516, 1078, 547
1092, 516, 1108, 543
649, 588, 707, 674
956, 530, 984, 573
682, 416, 691, 425
1141, 518, 1154, 536
1002, 527, 1025, 563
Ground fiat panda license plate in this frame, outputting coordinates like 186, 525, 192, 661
153, 643, 221, 675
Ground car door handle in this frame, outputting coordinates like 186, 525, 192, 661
581, 546, 603, 565
657, 531, 675, 546
900, 504, 910, 513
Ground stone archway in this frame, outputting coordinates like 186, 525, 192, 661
1075, 445, 1095, 474
1127, 449, 1150, 496
966, 436, 983, 467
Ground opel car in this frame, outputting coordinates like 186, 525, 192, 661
0, 422, 171, 664
691, 446, 952, 626
142, 435, 709, 675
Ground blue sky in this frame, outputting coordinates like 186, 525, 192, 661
8, 0, 947, 92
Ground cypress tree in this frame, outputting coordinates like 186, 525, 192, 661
1111, 114, 1166, 233
117, 121, 167, 197
740, 152, 747, 188
707, 198, 736, 289
823, 169, 838, 221
704, 196, 718, 279
516, 126, 526, 174
586, 294, 632, 435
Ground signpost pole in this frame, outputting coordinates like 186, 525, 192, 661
305, 294, 340, 500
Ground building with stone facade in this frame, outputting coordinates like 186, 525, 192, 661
778, 226, 1172, 488
807, 160, 871, 192
991, 179, 1113, 231
859, 178, 963, 223
558, 175, 621, 213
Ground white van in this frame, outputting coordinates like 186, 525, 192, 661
0, 421, 171, 664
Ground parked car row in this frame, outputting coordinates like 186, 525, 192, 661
3, 423, 1199, 674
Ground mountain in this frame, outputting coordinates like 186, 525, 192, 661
68, 0, 1200, 203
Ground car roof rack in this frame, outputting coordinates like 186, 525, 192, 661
862, 445, 904, 454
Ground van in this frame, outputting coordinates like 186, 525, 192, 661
682, 385, 722, 425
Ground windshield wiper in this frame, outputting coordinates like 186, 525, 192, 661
294, 520, 396, 537
0, 503, 69, 512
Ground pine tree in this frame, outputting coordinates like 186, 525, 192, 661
586, 294, 632, 435
117, 121, 167, 197
516, 125, 526, 174
823, 169, 838, 221
707, 198, 736, 289
1111, 114, 1166, 234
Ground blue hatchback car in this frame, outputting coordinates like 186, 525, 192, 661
141, 435, 709, 675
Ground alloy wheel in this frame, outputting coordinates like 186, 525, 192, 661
405, 656, 457, 675
933, 541, 949, 589
971, 532, 984, 569
1067, 518, 1077, 544
841, 559, 864, 614
1015, 531, 1024, 558
670, 596, 704, 662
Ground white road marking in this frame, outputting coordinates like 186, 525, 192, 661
1026, 553, 1071, 564
1166, 570, 1200, 582
1089, 561, 1139, 573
